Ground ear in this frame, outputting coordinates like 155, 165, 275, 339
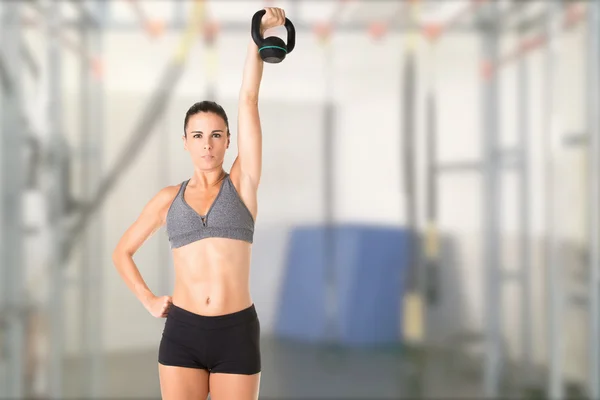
182, 135, 187, 151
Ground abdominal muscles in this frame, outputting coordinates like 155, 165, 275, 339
171, 237, 253, 316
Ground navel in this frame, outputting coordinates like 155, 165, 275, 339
206, 297, 211, 305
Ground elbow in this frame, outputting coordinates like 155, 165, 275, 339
111, 248, 122, 266
112, 246, 132, 266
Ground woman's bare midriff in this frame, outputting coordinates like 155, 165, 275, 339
171, 237, 253, 316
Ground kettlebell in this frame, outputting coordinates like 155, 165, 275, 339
251, 9, 296, 64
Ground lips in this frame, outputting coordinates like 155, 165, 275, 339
201, 155, 214, 159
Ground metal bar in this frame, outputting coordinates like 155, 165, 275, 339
366, 1, 409, 40
424, 38, 439, 303
126, 0, 163, 38
562, 132, 587, 146
495, 0, 530, 30
516, 5, 533, 387
433, 0, 486, 39
21, 15, 99, 72
435, 161, 481, 172
502, 271, 524, 281
66, 0, 101, 27
315, 1, 344, 343
435, 153, 521, 173
510, 6, 556, 34
323, 101, 336, 343
495, 3, 585, 71
79, 2, 92, 395
545, 1, 563, 398
289, 0, 300, 22
160, 1, 174, 299
89, 1, 106, 395
587, 0, 600, 397
0, 2, 26, 398
55, 19, 479, 33
321, 30, 336, 343
481, 1, 502, 396
21, 40, 39, 80
159, 115, 172, 297
174, 0, 185, 28
566, 292, 588, 308
46, 0, 66, 397
0, 52, 12, 92
78, 0, 105, 396
204, 19, 217, 100
402, 0, 420, 341
0, 30, 5, 390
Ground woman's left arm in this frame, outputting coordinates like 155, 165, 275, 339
234, 8, 286, 189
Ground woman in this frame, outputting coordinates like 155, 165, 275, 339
111, 8, 287, 399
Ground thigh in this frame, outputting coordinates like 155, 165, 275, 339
158, 364, 210, 400
209, 372, 261, 400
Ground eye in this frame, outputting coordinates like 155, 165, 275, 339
193, 134, 201, 138
213, 133, 221, 138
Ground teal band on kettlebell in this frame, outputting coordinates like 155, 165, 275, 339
259, 46, 287, 53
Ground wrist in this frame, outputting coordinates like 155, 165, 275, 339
137, 288, 155, 308
248, 39, 263, 62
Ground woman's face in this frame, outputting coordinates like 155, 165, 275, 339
183, 112, 230, 170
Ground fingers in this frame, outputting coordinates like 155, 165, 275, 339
160, 295, 172, 318
263, 7, 286, 26
277, 8, 286, 24
275, 8, 285, 23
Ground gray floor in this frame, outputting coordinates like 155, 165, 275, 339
60, 335, 540, 399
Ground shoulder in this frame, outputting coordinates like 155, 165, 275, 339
148, 183, 181, 206
144, 183, 183, 223
156, 183, 182, 203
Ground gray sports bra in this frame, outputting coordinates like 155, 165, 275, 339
165, 173, 254, 248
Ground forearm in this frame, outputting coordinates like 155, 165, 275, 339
112, 252, 154, 308
240, 36, 265, 101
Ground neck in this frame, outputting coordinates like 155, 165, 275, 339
191, 168, 226, 188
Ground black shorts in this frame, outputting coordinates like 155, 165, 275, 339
158, 303, 261, 375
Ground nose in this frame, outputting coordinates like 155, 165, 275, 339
203, 141, 212, 150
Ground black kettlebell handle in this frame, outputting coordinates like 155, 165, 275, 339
251, 10, 296, 54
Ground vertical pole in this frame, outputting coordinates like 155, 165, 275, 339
321, 35, 337, 343
47, 1, 65, 397
0, 16, 4, 393
90, 0, 106, 396
424, 53, 439, 308
158, 0, 172, 297
587, 0, 600, 397
204, 20, 216, 101
80, 1, 92, 394
402, 0, 421, 342
159, 114, 172, 296
0, 2, 26, 398
174, 0, 185, 28
324, 100, 335, 342
517, 8, 533, 385
481, 1, 502, 396
544, 1, 562, 398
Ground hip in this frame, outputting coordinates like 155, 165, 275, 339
159, 303, 261, 373
162, 302, 260, 346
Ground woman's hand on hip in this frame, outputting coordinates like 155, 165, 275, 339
145, 295, 172, 318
